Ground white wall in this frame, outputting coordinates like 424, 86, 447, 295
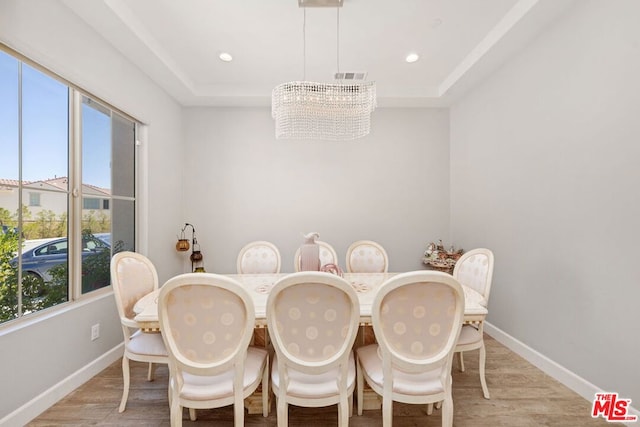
8, 0, 638, 421
450, 0, 640, 404
0, 0, 183, 420
182, 107, 450, 274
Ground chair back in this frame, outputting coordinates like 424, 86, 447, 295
158, 273, 255, 377
293, 240, 339, 272
111, 251, 159, 321
453, 248, 494, 303
236, 240, 281, 274
267, 271, 359, 374
345, 240, 389, 273
372, 271, 465, 374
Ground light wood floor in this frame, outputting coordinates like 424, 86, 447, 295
29, 334, 609, 426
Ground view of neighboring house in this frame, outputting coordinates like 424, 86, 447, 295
0, 177, 111, 225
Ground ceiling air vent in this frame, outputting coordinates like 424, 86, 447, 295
334, 72, 368, 81
299, 0, 343, 7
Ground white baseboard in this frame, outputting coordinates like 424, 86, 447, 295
0, 343, 123, 427
484, 322, 639, 426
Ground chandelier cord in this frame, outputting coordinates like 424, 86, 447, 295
303, 8, 307, 81
336, 7, 340, 80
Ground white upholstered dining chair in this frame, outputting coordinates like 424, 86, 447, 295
293, 240, 339, 272
356, 271, 465, 427
236, 240, 281, 274
158, 273, 269, 426
110, 251, 169, 413
345, 240, 389, 273
453, 247, 494, 399
267, 272, 360, 427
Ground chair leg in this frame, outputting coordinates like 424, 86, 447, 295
436, 401, 442, 409
277, 397, 288, 427
338, 397, 349, 427
427, 403, 433, 415
262, 359, 270, 417
458, 351, 465, 372
356, 358, 364, 415
147, 362, 157, 381
265, 328, 271, 349
349, 392, 353, 417
382, 397, 393, 427
119, 356, 130, 413
170, 399, 182, 427
234, 396, 244, 427
441, 396, 453, 427
189, 408, 197, 421
479, 343, 490, 399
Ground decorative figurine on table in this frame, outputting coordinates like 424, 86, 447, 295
299, 232, 320, 271
423, 239, 463, 274
320, 263, 344, 277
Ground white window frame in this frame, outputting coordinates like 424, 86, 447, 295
0, 44, 141, 325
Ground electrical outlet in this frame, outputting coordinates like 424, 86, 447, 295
91, 323, 100, 341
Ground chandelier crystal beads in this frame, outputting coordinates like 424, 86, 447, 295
272, 80, 376, 140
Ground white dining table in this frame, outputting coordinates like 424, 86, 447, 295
133, 272, 488, 331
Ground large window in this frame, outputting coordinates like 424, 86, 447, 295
0, 47, 138, 324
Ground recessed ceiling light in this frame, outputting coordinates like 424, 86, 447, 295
405, 53, 419, 63
219, 52, 233, 62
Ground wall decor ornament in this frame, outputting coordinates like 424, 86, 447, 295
175, 223, 205, 272
423, 239, 463, 274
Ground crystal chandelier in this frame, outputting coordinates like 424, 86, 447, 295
272, 0, 376, 141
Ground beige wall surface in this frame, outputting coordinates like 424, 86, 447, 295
450, 0, 640, 406
0, 0, 183, 420
4, 0, 639, 422
181, 107, 450, 274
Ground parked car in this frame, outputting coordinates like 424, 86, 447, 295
94, 233, 111, 246
1, 225, 20, 236
11, 234, 111, 283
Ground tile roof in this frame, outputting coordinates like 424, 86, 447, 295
0, 177, 110, 194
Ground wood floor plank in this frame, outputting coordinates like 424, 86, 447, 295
28, 335, 611, 426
